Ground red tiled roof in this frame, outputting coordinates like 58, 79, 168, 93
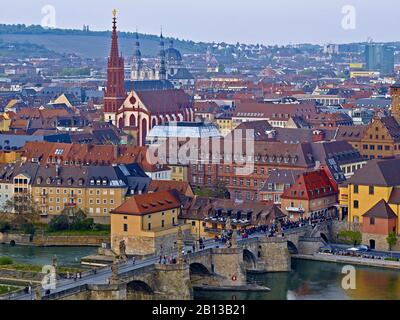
111, 190, 181, 215
282, 169, 337, 200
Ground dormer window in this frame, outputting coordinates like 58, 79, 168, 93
46, 178, 51, 185
102, 179, 107, 186
96, 179, 101, 186
79, 179, 84, 186
90, 179, 95, 186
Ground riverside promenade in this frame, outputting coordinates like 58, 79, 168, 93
294, 253, 400, 270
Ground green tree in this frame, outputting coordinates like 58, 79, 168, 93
48, 214, 69, 232
2, 194, 41, 230
338, 230, 362, 246
386, 232, 398, 257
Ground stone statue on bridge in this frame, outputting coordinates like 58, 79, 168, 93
35, 287, 41, 300
276, 219, 283, 237
118, 240, 128, 262
110, 261, 120, 285
225, 217, 232, 232
177, 226, 184, 265
231, 230, 238, 248
225, 217, 238, 248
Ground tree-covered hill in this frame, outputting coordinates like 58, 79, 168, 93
0, 24, 209, 59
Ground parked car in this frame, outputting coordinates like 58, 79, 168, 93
356, 245, 370, 252
346, 247, 360, 252
319, 245, 333, 254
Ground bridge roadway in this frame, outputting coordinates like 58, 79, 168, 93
9, 224, 313, 300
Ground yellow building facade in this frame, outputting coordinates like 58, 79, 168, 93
32, 185, 126, 224
339, 158, 400, 233
111, 190, 191, 256
216, 118, 233, 136
170, 165, 188, 182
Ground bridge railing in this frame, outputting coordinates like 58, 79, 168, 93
299, 236, 324, 242
0, 288, 29, 300
41, 284, 88, 300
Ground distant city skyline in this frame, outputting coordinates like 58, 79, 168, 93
1, 0, 399, 45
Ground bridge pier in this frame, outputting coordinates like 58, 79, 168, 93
258, 238, 291, 272
153, 264, 193, 300
210, 247, 247, 286
87, 283, 127, 300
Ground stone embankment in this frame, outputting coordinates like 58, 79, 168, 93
294, 253, 400, 270
0, 232, 109, 247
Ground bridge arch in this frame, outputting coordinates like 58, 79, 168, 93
243, 249, 257, 270
127, 280, 153, 294
189, 263, 210, 276
287, 241, 298, 254
320, 232, 329, 244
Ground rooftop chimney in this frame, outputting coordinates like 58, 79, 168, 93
312, 130, 325, 142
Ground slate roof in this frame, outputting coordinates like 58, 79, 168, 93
260, 169, 303, 191
135, 89, 192, 114
345, 158, 400, 187
335, 125, 368, 142
362, 200, 397, 219
233, 102, 318, 119
169, 68, 194, 80
311, 141, 363, 166
388, 188, 400, 205
380, 116, 400, 141
0, 162, 150, 194
124, 80, 174, 92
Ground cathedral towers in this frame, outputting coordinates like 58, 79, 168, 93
156, 32, 167, 80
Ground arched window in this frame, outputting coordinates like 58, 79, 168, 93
129, 114, 136, 127
141, 118, 148, 146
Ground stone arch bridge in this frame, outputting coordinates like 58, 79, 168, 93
26, 222, 333, 300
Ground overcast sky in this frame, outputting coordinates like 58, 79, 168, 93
1, 0, 398, 45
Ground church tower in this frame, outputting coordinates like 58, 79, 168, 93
390, 83, 400, 125
131, 31, 143, 81
156, 32, 167, 80
104, 10, 126, 126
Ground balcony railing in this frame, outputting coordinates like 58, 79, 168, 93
65, 203, 77, 207
285, 207, 305, 213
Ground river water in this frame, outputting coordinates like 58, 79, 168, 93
2, 245, 400, 300
0, 244, 96, 268
194, 259, 400, 300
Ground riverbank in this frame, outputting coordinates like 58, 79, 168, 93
0, 245, 97, 267
294, 253, 400, 270
0, 232, 109, 247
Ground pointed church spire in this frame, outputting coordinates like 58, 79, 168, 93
160, 27, 165, 48
158, 28, 166, 80
104, 9, 126, 123
110, 9, 120, 65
